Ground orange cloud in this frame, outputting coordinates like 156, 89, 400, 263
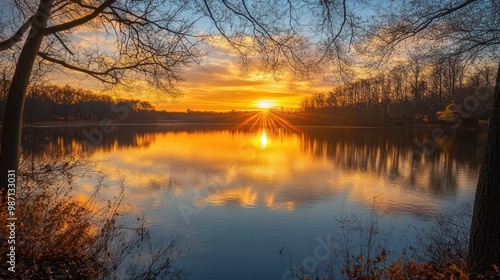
160, 45, 331, 111
46, 36, 331, 112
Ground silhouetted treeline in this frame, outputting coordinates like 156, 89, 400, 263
299, 57, 495, 125
0, 83, 159, 122
0, 83, 257, 123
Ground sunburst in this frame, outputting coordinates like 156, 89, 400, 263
256, 100, 274, 109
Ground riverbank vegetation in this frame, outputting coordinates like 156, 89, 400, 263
298, 58, 495, 127
285, 202, 500, 280
0, 152, 186, 279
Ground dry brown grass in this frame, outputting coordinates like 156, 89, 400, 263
1, 153, 185, 279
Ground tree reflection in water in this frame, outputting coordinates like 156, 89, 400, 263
0, 149, 186, 279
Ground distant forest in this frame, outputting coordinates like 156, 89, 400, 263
298, 57, 495, 126
0, 56, 496, 127
0, 82, 254, 123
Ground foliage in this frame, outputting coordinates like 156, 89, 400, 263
0, 152, 185, 279
436, 103, 461, 123
287, 202, 500, 280
413, 204, 471, 265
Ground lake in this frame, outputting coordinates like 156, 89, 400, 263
22, 122, 486, 279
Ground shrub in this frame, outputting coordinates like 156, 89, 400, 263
1, 153, 185, 279
436, 103, 459, 123
286, 201, 500, 280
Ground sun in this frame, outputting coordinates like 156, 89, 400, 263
256, 100, 274, 109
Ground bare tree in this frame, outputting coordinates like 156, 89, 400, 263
407, 56, 424, 119
2, 0, 496, 273
0, 0, 359, 200
370, 0, 499, 58
198, 0, 356, 76
369, 0, 500, 273
0, 0, 206, 199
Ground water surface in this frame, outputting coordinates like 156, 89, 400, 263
23, 123, 485, 279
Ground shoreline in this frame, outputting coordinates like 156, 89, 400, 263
9, 119, 489, 131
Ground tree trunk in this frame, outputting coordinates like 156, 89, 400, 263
0, 0, 52, 200
467, 61, 500, 273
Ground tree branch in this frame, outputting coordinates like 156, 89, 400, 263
52, 33, 74, 55
318, 0, 347, 63
41, 0, 116, 35
202, 0, 248, 62
0, 15, 35, 51
37, 51, 162, 84
388, 0, 480, 45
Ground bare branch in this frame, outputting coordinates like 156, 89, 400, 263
42, 0, 116, 35
318, 0, 347, 63
202, 0, 249, 65
52, 33, 74, 55
38, 51, 117, 83
37, 51, 161, 77
385, 0, 481, 46
0, 15, 35, 51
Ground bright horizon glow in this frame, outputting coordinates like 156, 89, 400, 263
48, 40, 332, 112
257, 100, 274, 109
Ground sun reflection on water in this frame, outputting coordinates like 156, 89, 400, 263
260, 130, 268, 148
53, 123, 484, 218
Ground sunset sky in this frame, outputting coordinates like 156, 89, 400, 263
0, 1, 386, 113
2, 0, 495, 113
29, 0, 346, 113
49, 39, 333, 112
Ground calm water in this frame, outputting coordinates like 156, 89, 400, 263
22, 123, 486, 279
